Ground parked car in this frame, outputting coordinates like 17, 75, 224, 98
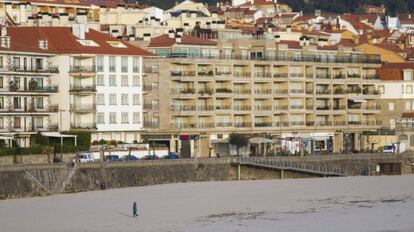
74, 152, 95, 163
142, 155, 159, 160
163, 152, 179, 160
105, 155, 120, 162
383, 143, 406, 153
121, 155, 139, 161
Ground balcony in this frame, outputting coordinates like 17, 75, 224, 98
215, 122, 233, 127
144, 104, 159, 110
254, 122, 272, 127
165, 53, 381, 64
170, 71, 196, 77
215, 71, 232, 77
234, 72, 251, 78
316, 89, 331, 95
254, 105, 272, 111
235, 122, 252, 128
7, 66, 59, 74
70, 104, 96, 112
290, 121, 305, 126
198, 89, 214, 95
290, 73, 304, 78
316, 74, 330, 79
333, 105, 346, 110
171, 105, 196, 112
333, 121, 347, 126
197, 105, 214, 111
272, 122, 289, 127
254, 89, 272, 95
315, 121, 332, 126
234, 105, 252, 111
333, 88, 346, 95
316, 105, 331, 110
48, 123, 59, 131
363, 105, 381, 110
273, 73, 288, 79
273, 105, 289, 110
234, 89, 251, 94
215, 88, 233, 93
362, 89, 380, 95
273, 89, 288, 95
198, 71, 214, 77
172, 88, 196, 94
254, 72, 272, 78
8, 85, 58, 93
333, 74, 346, 79
198, 122, 215, 128
362, 74, 380, 80
290, 89, 304, 94
347, 74, 361, 79
215, 105, 232, 110
71, 123, 97, 130
290, 105, 305, 110
69, 65, 96, 75
69, 84, 96, 92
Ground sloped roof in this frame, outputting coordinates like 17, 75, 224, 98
1, 27, 153, 56
147, 34, 217, 47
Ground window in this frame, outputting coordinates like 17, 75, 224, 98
410, 135, 414, 147
97, 112, 105, 124
132, 75, 140, 86
13, 57, 20, 69
133, 57, 139, 72
406, 101, 411, 111
403, 70, 413, 81
407, 85, 413, 94
109, 56, 116, 72
109, 94, 117, 105
378, 85, 384, 94
14, 77, 20, 89
0, 117, 3, 129
34, 78, 43, 88
13, 117, 21, 128
121, 94, 129, 105
0, 77, 3, 88
0, 56, 3, 69
97, 74, 104, 86
97, 94, 105, 105
13, 97, 21, 109
132, 94, 140, 105
133, 112, 140, 123
152, 100, 159, 109
121, 57, 128, 73
0, 97, 3, 109
121, 112, 129, 124
109, 112, 117, 124
97, 56, 104, 72
388, 102, 394, 111
390, 119, 396, 130
109, 75, 116, 86
36, 97, 43, 109
121, 75, 128, 86
151, 83, 159, 91
35, 117, 43, 128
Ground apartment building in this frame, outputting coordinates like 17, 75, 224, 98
376, 63, 414, 149
0, 28, 60, 147
142, 34, 382, 157
0, 25, 152, 146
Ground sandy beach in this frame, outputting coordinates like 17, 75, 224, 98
1, 175, 414, 232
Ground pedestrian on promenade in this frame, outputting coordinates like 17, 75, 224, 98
132, 201, 139, 218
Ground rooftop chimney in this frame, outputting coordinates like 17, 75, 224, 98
175, 35, 182, 43
168, 30, 175, 38
72, 24, 86, 40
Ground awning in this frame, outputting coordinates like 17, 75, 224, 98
348, 97, 367, 103
249, 137, 275, 144
211, 138, 229, 144
41, 132, 77, 138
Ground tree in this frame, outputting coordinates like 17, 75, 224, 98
229, 133, 249, 157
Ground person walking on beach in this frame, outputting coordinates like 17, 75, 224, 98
132, 201, 139, 218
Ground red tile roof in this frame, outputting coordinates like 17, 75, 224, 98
2, 27, 153, 56
279, 40, 301, 49
377, 68, 402, 81
240, 0, 278, 7
383, 62, 414, 69
375, 43, 404, 53
147, 34, 217, 47
9, 0, 93, 8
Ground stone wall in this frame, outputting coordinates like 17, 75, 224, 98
0, 153, 75, 166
